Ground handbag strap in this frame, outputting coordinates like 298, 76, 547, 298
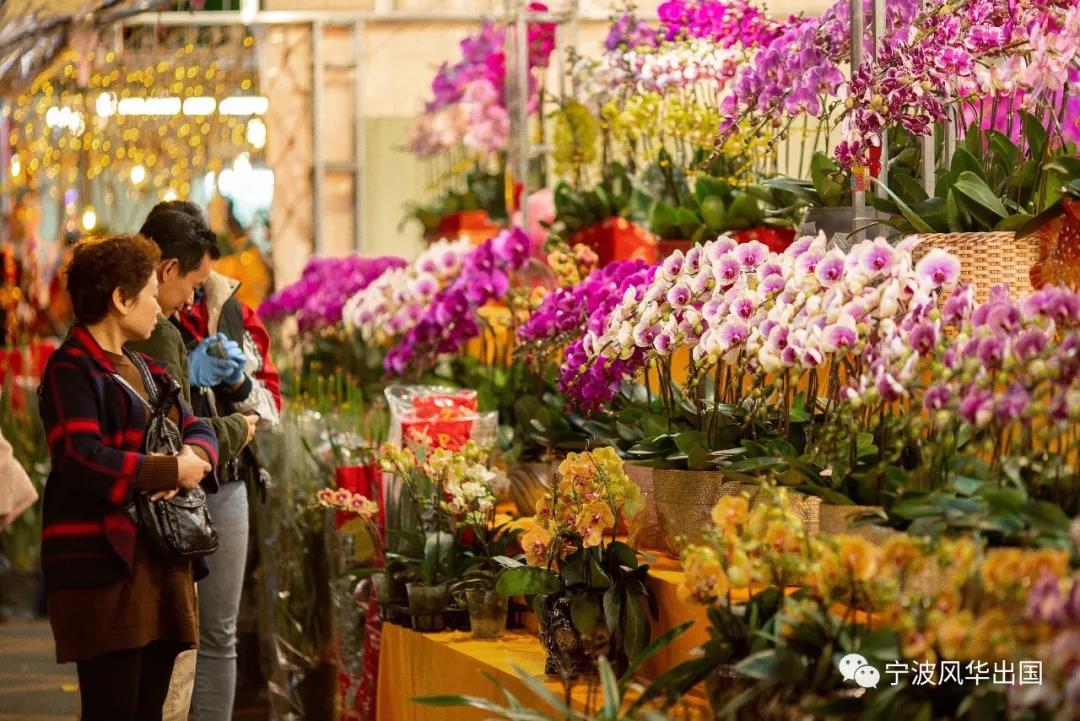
123, 350, 160, 407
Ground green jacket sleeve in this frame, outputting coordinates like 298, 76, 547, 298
208, 412, 250, 467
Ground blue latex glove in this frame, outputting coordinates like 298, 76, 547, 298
220, 338, 247, 386
189, 334, 237, 388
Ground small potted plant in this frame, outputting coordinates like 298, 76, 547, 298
436, 444, 519, 638
379, 439, 509, 632
496, 447, 650, 677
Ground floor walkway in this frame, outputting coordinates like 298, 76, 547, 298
0, 620, 77, 721
0, 620, 270, 721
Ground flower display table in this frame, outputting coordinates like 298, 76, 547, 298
373, 555, 734, 720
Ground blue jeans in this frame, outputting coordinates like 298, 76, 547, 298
192, 481, 249, 721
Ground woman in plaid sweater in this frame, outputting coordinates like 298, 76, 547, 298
38, 234, 218, 721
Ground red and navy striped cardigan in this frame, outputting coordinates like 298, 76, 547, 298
38, 326, 219, 590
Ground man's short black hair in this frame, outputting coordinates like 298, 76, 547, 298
146, 200, 207, 225
139, 209, 220, 274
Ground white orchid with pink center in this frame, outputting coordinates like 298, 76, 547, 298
345, 238, 473, 344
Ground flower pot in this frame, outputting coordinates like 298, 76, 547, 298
465, 589, 509, 639
652, 470, 821, 554
705, 664, 754, 719
570, 218, 658, 265
911, 232, 1034, 303
657, 238, 692, 259
406, 583, 450, 632
817, 504, 896, 543
538, 593, 623, 678
507, 461, 552, 517
731, 226, 796, 253
624, 463, 667, 551
796, 206, 856, 242
431, 210, 502, 245
371, 571, 392, 607
652, 470, 743, 554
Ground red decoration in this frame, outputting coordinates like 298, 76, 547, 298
0, 339, 58, 384
731, 226, 796, 254
400, 390, 481, 451
569, 217, 658, 266
334, 464, 384, 531
656, 227, 795, 259
432, 211, 502, 245
868, 143, 883, 181
334, 463, 385, 721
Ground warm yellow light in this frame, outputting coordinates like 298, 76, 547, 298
131, 164, 146, 184
163, 189, 178, 202
10, 155, 20, 178
81, 207, 97, 231
246, 117, 266, 149
182, 97, 216, 116
218, 96, 267, 115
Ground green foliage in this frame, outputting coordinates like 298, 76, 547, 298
402, 166, 508, 235
884, 460, 1073, 548
644, 166, 788, 241
872, 118, 1080, 233
548, 163, 636, 238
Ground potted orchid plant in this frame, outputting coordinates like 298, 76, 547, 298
377, 439, 513, 633
495, 448, 651, 678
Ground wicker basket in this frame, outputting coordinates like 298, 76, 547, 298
817, 504, 897, 543
506, 461, 552, 517
910, 232, 1037, 301
652, 471, 821, 554
623, 463, 667, 551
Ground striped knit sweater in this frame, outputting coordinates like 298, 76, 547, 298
38, 325, 218, 590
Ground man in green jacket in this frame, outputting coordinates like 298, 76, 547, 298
127, 209, 256, 721
128, 211, 255, 460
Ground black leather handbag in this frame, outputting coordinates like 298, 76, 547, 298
120, 351, 218, 560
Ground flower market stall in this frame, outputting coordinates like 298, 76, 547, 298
3, 0, 1080, 719
247, 0, 1080, 719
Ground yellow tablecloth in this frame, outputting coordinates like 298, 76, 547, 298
375, 563, 715, 721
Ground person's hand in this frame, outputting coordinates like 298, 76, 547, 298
243, 414, 258, 445
189, 334, 235, 388
220, 338, 247, 386
149, 489, 178, 502
177, 445, 211, 490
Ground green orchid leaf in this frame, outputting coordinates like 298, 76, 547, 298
810, 152, 847, 207
623, 595, 650, 662
726, 193, 764, 229
890, 171, 929, 204
945, 189, 964, 232
570, 593, 602, 635
872, 177, 936, 233
950, 145, 986, 184
1021, 110, 1048, 161
953, 171, 1009, 217
495, 566, 560, 596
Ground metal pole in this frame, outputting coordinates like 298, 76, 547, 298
872, 0, 887, 199
516, 0, 529, 231
850, 0, 865, 239
353, 21, 365, 252
921, 136, 935, 195
311, 21, 324, 255
944, 113, 956, 168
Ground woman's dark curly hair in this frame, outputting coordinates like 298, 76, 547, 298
66, 234, 161, 325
